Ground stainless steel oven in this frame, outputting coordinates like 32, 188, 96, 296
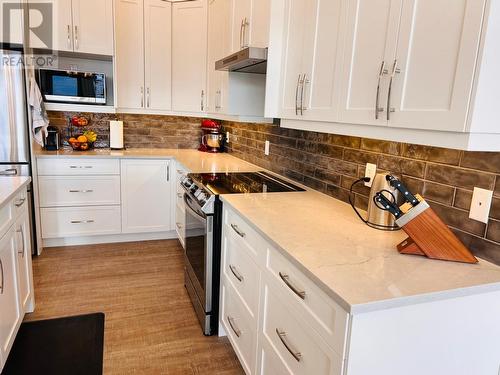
183, 191, 221, 336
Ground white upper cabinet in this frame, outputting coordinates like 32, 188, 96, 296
172, 0, 208, 113
338, 0, 402, 126
231, 0, 270, 52
144, 0, 172, 111
29, 0, 113, 55
114, 0, 145, 110
114, 0, 172, 111
71, 0, 114, 55
389, 0, 486, 132
279, 0, 344, 121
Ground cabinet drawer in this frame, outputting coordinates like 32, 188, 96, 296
221, 281, 257, 375
224, 207, 266, 265
261, 283, 343, 375
41, 206, 121, 238
266, 248, 348, 355
259, 337, 293, 375
37, 158, 120, 175
222, 233, 261, 319
12, 187, 28, 218
38, 176, 121, 207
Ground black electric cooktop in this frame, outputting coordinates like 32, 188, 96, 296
189, 171, 305, 195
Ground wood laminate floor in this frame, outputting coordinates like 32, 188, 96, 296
26, 240, 244, 375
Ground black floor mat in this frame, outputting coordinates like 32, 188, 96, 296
2, 313, 105, 375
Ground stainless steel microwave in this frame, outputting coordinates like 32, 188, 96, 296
37, 69, 106, 105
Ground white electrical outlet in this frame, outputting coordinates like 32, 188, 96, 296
264, 140, 270, 156
226, 132, 230, 143
469, 187, 493, 223
364, 163, 377, 187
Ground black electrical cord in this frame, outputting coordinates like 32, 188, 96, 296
349, 178, 401, 231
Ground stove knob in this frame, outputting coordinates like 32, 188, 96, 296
197, 192, 207, 202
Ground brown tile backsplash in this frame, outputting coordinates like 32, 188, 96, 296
47, 111, 202, 149
222, 120, 500, 265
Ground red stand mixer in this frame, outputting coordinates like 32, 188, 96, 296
198, 119, 225, 153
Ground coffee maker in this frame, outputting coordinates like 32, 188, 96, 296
199, 119, 225, 153
44, 126, 60, 151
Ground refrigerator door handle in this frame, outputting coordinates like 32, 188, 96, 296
0, 168, 18, 176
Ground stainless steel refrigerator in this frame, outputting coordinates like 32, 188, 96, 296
0, 48, 37, 255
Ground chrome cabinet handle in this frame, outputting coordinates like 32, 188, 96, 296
69, 189, 94, 193
279, 272, 305, 299
74, 25, 79, 50
140, 87, 144, 108
242, 17, 249, 48
201, 90, 204, 111
70, 220, 95, 224
0, 168, 17, 176
69, 165, 93, 169
387, 59, 400, 121
300, 74, 309, 115
375, 61, 387, 119
17, 227, 25, 258
166, 165, 170, 182
177, 193, 183, 198
230, 224, 246, 238
176, 222, 182, 229
295, 74, 303, 115
227, 316, 241, 337
0, 259, 4, 295
239, 19, 244, 49
67, 25, 72, 49
147, 87, 151, 108
229, 264, 244, 282
15, 198, 26, 207
276, 329, 302, 362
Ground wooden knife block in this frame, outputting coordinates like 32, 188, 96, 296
396, 200, 478, 264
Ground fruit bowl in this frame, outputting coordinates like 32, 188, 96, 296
68, 131, 97, 151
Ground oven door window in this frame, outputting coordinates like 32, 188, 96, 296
184, 196, 208, 291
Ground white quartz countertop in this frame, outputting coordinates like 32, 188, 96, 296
221, 191, 500, 314
35, 148, 261, 173
34, 147, 500, 313
0, 177, 31, 210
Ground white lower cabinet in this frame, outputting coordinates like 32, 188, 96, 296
121, 159, 173, 233
0, 186, 35, 373
220, 206, 347, 375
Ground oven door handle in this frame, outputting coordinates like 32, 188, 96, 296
183, 194, 206, 220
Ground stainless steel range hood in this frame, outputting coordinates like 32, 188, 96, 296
215, 47, 267, 74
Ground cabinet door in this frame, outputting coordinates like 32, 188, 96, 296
207, 0, 231, 113
121, 160, 173, 233
249, 0, 270, 48
279, 0, 319, 119
338, 0, 402, 126
301, 0, 344, 122
72, 0, 114, 55
172, 0, 208, 113
231, 0, 251, 51
14, 211, 34, 313
0, 229, 22, 367
144, 0, 172, 111
28, 0, 73, 51
389, 0, 485, 132
114, 0, 145, 109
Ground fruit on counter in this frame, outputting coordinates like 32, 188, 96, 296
80, 142, 89, 151
77, 135, 88, 143
71, 116, 89, 126
83, 130, 97, 143
69, 137, 77, 143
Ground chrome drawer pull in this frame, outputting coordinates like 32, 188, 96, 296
227, 315, 241, 338
69, 190, 94, 193
276, 329, 302, 362
177, 193, 183, 198
69, 166, 93, 169
0, 259, 4, 295
16, 227, 25, 258
70, 220, 95, 224
279, 272, 306, 300
230, 224, 246, 238
229, 264, 244, 282
176, 222, 182, 229
15, 198, 26, 207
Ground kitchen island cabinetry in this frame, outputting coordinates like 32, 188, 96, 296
220, 202, 500, 375
0, 181, 35, 373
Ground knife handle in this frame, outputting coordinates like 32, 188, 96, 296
386, 175, 419, 206
374, 191, 403, 218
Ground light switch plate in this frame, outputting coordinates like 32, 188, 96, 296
264, 140, 270, 156
469, 187, 493, 223
364, 163, 377, 187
